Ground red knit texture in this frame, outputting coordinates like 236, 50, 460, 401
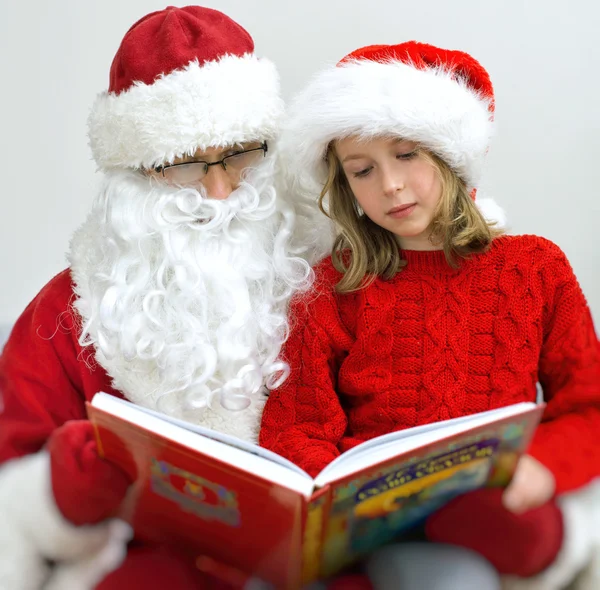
49, 420, 134, 526
260, 235, 600, 493
425, 488, 564, 577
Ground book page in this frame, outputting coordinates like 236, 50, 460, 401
91, 393, 315, 496
314, 403, 538, 487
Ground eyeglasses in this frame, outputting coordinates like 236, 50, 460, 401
154, 142, 268, 186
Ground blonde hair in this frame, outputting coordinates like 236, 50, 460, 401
319, 143, 503, 293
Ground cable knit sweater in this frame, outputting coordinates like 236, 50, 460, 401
260, 235, 600, 494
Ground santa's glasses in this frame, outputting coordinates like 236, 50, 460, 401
154, 142, 268, 186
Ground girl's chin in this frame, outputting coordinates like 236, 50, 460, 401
391, 228, 430, 240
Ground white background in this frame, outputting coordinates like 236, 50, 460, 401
1, 0, 598, 325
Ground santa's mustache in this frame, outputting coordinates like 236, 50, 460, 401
101, 166, 279, 241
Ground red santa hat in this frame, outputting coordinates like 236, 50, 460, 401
88, 5, 283, 170
280, 41, 504, 224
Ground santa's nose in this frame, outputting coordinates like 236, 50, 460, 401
202, 166, 235, 200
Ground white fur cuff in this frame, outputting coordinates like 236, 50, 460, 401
0, 452, 132, 590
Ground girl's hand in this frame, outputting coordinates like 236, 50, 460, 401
502, 454, 556, 513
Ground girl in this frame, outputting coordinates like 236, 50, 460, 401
260, 42, 600, 589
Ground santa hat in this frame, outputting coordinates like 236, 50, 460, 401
280, 41, 504, 224
88, 6, 283, 171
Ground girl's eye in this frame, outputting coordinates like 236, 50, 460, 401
353, 166, 373, 178
397, 150, 417, 160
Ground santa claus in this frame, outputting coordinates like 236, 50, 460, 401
0, 6, 321, 589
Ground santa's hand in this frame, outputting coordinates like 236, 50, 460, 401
502, 454, 556, 514
49, 420, 134, 526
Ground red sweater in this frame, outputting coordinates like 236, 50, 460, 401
259, 235, 600, 494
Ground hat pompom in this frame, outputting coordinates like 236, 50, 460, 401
476, 197, 507, 228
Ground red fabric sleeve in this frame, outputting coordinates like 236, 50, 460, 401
527, 243, 600, 494
259, 282, 350, 477
0, 270, 88, 464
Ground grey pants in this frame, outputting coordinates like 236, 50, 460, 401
366, 543, 501, 590
305, 542, 501, 590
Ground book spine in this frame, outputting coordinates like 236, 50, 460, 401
300, 487, 330, 586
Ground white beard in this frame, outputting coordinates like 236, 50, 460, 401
68, 162, 311, 442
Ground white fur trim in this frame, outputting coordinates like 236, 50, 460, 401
43, 520, 132, 590
279, 58, 493, 199
0, 452, 132, 590
501, 479, 600, 590
88, 53, 283, 170
476, 197, 507, 228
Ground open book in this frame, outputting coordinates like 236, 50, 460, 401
87, 393, 543, 589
